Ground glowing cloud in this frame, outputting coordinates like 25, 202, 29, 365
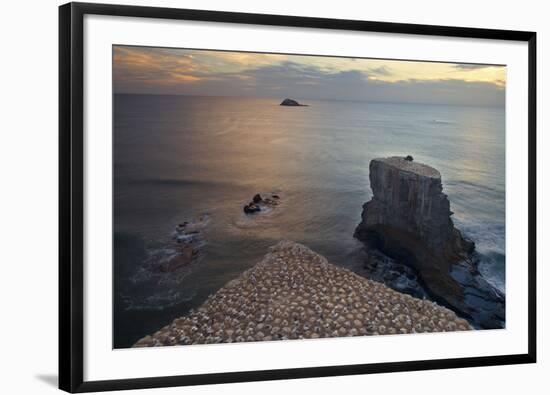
113, 46, 506, 106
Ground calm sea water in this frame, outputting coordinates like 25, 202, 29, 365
113, 94, 505, 348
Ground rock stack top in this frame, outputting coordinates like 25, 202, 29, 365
134, 241, 470, 347
376, 156, 441, 179
359, 156, 456, 252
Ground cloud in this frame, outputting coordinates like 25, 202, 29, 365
366, 66, 392, 77
452, 63, 495, 70
113, 46, 505, 107
113, 46, 209, 89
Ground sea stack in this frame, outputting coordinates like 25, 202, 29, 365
355, 156, 474, 255
354, 156, 505, 329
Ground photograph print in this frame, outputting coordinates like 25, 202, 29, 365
113, 45, 506, 349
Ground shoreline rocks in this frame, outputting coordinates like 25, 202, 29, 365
354, 156, 504, 329
360, 248, 429, 300
134, 241, 471, 347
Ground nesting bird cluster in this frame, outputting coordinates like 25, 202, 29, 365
134, 241, 471, 347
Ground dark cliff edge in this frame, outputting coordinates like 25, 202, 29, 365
354, 156, 505, 329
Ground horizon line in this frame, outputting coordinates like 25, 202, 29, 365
112, 92, 506, 109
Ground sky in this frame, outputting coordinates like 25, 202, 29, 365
113, 45, 506, 107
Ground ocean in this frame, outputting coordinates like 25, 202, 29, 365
113, 94, 505, 348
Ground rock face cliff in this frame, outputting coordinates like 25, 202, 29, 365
355, 156, 504, 329
356, 157, 474, 257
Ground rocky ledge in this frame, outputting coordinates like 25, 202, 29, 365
354, 156, 505, 329
134, 241, 470, 347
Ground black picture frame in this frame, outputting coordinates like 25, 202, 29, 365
59, 2, 537, 392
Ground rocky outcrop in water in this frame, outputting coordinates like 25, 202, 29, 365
243, 193, 280, 214
134, 241, 471, 347
354, 156, 504, 329
150, 215, 208, 273
280, 98, 308, 106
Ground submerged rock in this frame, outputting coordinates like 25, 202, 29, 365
354, 156, 504, 329
134, 241, 471, 347
159, 245, 197, 273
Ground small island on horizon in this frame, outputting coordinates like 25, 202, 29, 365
280, 98, 309, 106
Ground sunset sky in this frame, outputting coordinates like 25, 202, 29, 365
113, 46, 506, 106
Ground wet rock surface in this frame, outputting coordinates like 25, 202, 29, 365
360, 249, 429, 300
450, 262, 505, 328
134, 241, 471, 347
354, 156, 504, 329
